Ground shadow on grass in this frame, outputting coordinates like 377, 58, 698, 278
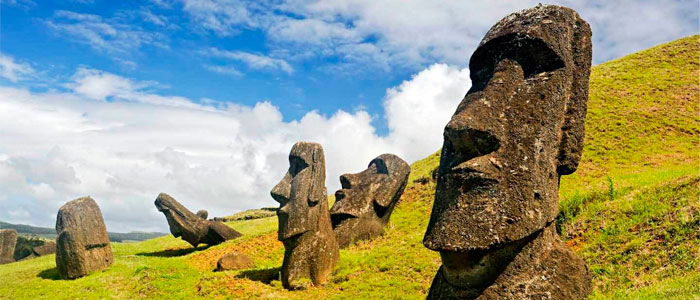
136, 245, 210, 257
37, 267, 61, 280
235, 267, 280, 284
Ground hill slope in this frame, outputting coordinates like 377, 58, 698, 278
0, 35, 697, 300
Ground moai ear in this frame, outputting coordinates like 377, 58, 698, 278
307, 146, 326, 207
557, 16, 592, 175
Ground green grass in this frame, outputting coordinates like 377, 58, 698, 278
1, 35, 698, 299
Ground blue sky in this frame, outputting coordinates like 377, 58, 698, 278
0, 0, 697, 232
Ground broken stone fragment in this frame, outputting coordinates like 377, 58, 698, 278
155, 193, 241, 247
216, 252, 255, 271
56, 197, 114, 279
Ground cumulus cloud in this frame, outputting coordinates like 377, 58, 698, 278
179, 0, 698, 68
0, 54, 35, 82
0, 63, 469, 232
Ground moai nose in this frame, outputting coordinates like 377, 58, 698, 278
444, 119, 500, 161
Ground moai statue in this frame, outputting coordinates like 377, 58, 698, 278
271, 142, 339, 289
422, 5, 593, 299
330, 153, 410, 248
155, 193, 241, 247
56, 197, 114, 279
0, 229, 17, 264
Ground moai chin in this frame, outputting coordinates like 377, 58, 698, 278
330, 153, 410, 248
155, 193, 241, 247
422, 5, 593, 299
271, 142, 339, 289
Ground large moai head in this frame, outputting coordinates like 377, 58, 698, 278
155, 193, 241, 247
271, 141, 328, 241
330, 153, 410, 248
56, 197, 113, 279
423, 4, 592, 294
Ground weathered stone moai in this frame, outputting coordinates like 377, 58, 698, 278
330, 154, 410, 248
155, 193, 241, 247
0, 229, 17, 264
56, 197, 114, 279
271, 142, 339, 289
422, 5, 593, 299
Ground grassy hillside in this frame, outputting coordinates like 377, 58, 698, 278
0, 35, 697, 300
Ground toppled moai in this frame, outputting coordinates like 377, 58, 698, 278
155, 193, 241, 247
271, 142, 339, 289
330, 153, 410, 248
0, 229, 17, 264
56, 197, 114, 279
422, 5, 593, 299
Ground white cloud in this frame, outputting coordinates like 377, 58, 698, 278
206, 48, 294, 74
0, 54, 35, 82
179, 0, 698, 68
0, 63, 468, 232
205, 64, 243, 77
46, 10, 169, 55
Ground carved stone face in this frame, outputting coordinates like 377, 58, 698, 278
271, 142, 327, 241
154, 193, 241, 247
330, 154, 410, 248
423, 4, 591, 290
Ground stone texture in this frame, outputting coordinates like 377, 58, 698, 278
330, 153, 410, 248
423, 5, 592, 299
0, 229, 17, 265
271, 142, 339, 289
155, 193, 241, 247
216, 252, 255, 271
33, 241, 57, 256
196, 209, 208, 220
56, 197, 114, 279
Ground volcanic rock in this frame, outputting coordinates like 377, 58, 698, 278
0, 229, 17, 265
330, 153, 410, 248
56, 197, 114, 279
216, 252, 255, 271
423, 4, 592, 299
271, 142, 339, 289
155, 193, 241, 247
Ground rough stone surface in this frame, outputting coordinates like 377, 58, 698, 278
196, 209, 208, 220
56, 197, 114, 279
216, 252, 255, 271
423, 5, 592, 299
330, 153, 410, 248
33, 241, 57, 256
155, 193, 241, 247
271, 142, 339, 289
0, 229, 17, 265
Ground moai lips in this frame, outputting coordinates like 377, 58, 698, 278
330, 153, 410, 248
155, 193, 241, 247
423, 5, 593, 299
55, 197, 113, 279
271, 142, 339, 289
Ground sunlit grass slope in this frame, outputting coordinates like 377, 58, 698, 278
0, 35, 697, 300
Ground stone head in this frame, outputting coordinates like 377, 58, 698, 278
154, 193, 208, 240
424, 5, 592, 253
330, 154, 410, 247
271, 142, 328, 241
